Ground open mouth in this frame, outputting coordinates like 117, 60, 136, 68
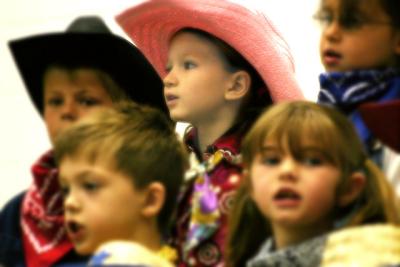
324, 50, 341, 58
274, 189, 301, 200
66, 220, 84, 241
323, 50, 342, 65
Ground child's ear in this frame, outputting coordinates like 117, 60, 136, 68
337, 172, 366, 207
141, 182, 165, 218
225, 70, 251, 101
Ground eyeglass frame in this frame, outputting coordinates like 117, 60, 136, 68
313, 11, 393, 31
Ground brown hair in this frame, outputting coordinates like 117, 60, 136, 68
54, 101, 188, 232
226, 101, 400, 267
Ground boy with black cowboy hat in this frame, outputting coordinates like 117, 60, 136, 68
0, 15, 167, 267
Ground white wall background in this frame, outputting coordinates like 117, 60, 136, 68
0, 0, 323, 208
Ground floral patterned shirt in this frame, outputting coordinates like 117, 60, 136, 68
170, 127, 244, 267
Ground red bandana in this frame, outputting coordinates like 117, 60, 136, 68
21, 150, 73, 267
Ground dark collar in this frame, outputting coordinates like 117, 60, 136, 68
184, 124, 244, 161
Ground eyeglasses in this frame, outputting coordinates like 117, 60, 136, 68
313, 11, 392, 31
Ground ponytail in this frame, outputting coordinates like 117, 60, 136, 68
225, 178, 271, 267
346, 159, 400, 225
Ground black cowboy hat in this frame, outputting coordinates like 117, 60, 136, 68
9, 16, 168, 115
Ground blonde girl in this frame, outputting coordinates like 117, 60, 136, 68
227, 101, 400, 267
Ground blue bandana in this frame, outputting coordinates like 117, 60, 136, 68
318, 68, 400, 151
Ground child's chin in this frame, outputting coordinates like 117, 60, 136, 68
324, 66, 346, 73
170, 113, 188, 124
273, 216, 303, 226
74, 242, 96, 256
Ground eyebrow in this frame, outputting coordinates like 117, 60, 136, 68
59, 169, 100, 184
166, 51, 192, 65
75, 89, 97, 95
43, 87, 62, 94
76, 170, 96, 181
170, 50, 202, 62
48, 88, 101, 97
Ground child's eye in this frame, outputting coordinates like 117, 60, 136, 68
78, 97, 100, 107
46, 97, 63, 107
315, 10, 368, 31
183, 60, 196, 70
301, 156, 324, 166
261, 156, 281, 166
82, 181, 100, 192
339, 15, 365, 30
314, 11, 334, 28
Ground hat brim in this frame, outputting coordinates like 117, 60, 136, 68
359, 100, 400, 152
116, 0, 303, 102
9, 33, 168, 115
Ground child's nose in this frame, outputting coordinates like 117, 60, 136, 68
64, 193, 81, 213
61, 99, 78, 121
163, 71, 178, 89
278, 158, 298, 181
323, 20, 342, 42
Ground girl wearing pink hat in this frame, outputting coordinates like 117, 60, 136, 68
117, 1, 304, 266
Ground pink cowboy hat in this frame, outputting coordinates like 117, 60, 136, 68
116, 0, 304, 102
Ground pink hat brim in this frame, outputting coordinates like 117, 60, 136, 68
116, 0, 304, 102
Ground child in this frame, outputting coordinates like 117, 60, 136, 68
116, 0, 304, 265
226, 101, 400, 267
53, 101, 188, 266
0, 16, 166, 267
315, 0, 400, 193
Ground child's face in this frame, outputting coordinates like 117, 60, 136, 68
59, 156, 148, 255
250, 139, 340, 232
163, 32, 235, 125
319, 0, 400, 72
43, 68, 113, 145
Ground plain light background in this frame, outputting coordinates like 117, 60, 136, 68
0, 0, 323, 208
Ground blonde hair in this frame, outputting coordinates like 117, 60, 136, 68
226, 101, 400, 267
54, 101, 188, 232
